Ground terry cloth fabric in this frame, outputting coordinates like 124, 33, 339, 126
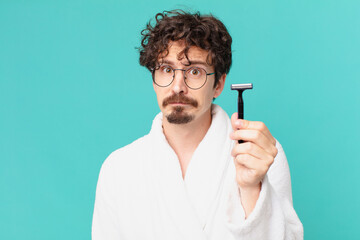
92, 104, 303, 240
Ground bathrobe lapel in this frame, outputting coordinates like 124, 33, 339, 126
144, 104, 233, 240
146, 112, 207, 240
184, 105, 233, 229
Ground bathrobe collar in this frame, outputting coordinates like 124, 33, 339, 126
145, 104, 234, 238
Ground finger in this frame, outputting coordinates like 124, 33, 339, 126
235, 119, 276, 145
234, 154, 269, 173
231, 142, 275, 163
230, 112, 240, 131
230, 129, 278, 157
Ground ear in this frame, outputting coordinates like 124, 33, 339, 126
213, 74, 226, 98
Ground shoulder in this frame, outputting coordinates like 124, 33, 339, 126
105, 136, 148, 164
267, 139, 289, 175
94, 135, 153, 211
99, 135, 151, 181
267, 139, 293, 200
272, 140, 289, 171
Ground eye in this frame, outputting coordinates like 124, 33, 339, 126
189, 68, 200, 76
187, 67, 205, 78
160, 65, 173, 74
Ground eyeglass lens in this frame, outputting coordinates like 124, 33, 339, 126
153, 65, 208, 89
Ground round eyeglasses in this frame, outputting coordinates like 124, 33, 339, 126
152, 65, 215, 90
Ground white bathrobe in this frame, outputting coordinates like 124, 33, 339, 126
92, 104, 303, 240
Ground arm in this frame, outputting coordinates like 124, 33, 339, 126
230, 114, 278, 217
227, 114, 303, 239
92, 161, 121, 240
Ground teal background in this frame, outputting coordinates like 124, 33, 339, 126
1, 0, 359, 239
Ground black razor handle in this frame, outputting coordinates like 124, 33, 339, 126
231, 83, 252, 144
237, 91, 244, 144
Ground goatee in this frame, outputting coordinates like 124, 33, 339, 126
162, 93, 198, 124
166, 106, 194, 124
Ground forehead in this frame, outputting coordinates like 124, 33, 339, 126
160, 41, 211, 65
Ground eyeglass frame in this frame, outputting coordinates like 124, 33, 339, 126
151, 65, 215, 90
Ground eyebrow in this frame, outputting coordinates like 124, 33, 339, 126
160, 59, 209, 68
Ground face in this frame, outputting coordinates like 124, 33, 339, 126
153, 41, 225, 125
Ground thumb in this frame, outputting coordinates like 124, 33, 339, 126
231, 113, 247, 130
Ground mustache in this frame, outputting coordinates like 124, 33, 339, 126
162, 94, 198, 108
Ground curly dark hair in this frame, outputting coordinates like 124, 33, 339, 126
139, 10, 232, 87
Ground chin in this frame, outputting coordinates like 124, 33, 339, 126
165, 106, 194, 124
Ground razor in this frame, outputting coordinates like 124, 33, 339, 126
231, 83, 253, 143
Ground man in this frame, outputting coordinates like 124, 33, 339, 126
92, 10, 303, 240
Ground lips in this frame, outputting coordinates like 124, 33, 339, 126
169, 102, 188, 105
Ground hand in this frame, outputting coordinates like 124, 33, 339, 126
230, 113, 278, 217
230, 113, 278, 189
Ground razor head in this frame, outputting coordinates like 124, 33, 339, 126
231, 83, 253, 90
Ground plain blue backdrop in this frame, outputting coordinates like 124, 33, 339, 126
1, 0, 359, 239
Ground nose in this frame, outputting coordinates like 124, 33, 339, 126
171, 70, 188, 94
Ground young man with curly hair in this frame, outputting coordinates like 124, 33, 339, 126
92, 10, 303, 240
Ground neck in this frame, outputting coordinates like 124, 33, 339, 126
162, 106, 213, 178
